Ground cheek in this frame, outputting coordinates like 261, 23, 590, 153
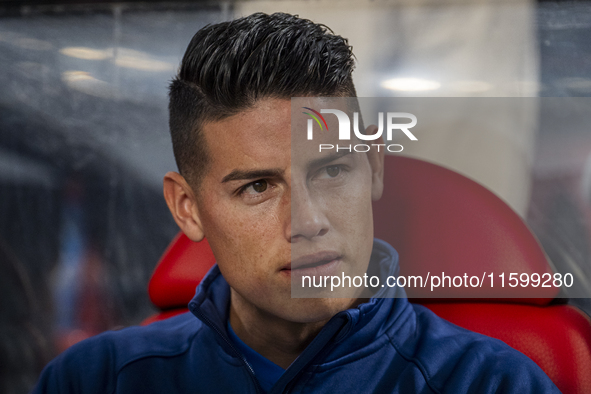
328, 172, 374, 230
199, 196, 286, 288
325, 172, 375, 271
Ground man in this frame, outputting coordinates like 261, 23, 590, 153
33, 12, 559, 393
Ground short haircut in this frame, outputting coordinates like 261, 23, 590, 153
168, 12, 357, 187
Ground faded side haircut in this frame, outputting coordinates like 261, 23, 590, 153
168, 12, 357, 187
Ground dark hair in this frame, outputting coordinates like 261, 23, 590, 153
168, 12, 357, 187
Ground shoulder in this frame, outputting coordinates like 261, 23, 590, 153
32, 312, 203, 394
393, 304, 560, 393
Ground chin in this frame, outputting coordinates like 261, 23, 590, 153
278, 297, 357, 324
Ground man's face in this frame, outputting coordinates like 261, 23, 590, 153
192, 98, 383, 323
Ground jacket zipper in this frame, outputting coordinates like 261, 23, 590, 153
192, 308, 263, 394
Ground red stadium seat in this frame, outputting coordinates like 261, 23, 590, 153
146, 155, 591, 393
148, 234, 216, 313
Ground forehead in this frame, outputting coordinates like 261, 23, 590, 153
200, 99, 292, 177
291, 97, 359, 162
198, 97, 357, 185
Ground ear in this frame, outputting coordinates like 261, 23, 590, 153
366, 125, 385, 201
163, 171, 205, 242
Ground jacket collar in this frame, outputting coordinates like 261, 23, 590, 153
188, 239, 411, 380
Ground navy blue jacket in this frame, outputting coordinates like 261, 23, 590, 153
33, 240, 560, 393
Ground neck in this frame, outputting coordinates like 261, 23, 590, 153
229, 289, 363, 369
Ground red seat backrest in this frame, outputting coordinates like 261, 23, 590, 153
424, 302, 591, 394
146, 155, 591, 393
373, 156, 556, 300
148, 235, 215, 311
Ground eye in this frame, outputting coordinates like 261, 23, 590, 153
241, 179, 268, 195
325, 165, 341, 178
251, 180, 268, 193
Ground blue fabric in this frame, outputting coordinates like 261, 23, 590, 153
32, 239, 561, 394
226, 322, 285, 393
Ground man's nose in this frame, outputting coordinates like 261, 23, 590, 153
289, 183, 329, 242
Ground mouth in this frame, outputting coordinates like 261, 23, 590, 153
281, 251, 342, 277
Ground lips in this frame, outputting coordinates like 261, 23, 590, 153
281, 251, 342, 277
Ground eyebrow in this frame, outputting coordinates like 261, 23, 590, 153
221, 168, 284, 183
307, 150, 353, 170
